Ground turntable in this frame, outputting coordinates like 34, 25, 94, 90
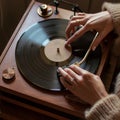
0, 0, 117, 119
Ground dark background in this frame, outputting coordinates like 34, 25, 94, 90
0, 0, 120, 55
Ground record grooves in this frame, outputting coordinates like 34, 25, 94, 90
15, 18, 101, 91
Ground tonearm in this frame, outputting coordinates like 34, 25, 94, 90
53, 0, 83, 15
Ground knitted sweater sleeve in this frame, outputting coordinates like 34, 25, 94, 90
102, 2, 120, 56
85, 2, 120, 120
85, 94, 120, 120
102, 2, 120, 35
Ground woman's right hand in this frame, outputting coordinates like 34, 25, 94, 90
65, 11, 114, 51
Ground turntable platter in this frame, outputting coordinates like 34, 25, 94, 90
15, 18, 101, 91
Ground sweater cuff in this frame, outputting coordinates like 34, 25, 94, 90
85, 94, 120, 120
102, 2, 120, 36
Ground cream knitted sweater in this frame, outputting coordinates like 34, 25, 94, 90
85, 2, 120, 120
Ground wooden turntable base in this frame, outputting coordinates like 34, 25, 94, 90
0, 0, 118, 120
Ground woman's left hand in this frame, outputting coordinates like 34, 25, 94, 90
58, 64, 108, 105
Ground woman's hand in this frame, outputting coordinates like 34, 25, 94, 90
58, 65, 108, 105
65, 11, 113, 51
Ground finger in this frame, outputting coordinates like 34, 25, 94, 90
69, 65, 95, 83
65, 19, 86, 39
58, 67, 70, 78
65, 25, 88, 45
64, 67, 80, 83
70, 15, 85, 21
58, 67, 75, 85
77, 12, 86, 16
65, 20, 77, 39
60, 77, 75, 91
70, 13, 85, 20
69, 64, 87, 75
65, 20, 76, 39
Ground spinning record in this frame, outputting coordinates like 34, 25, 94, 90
15, 18, 101, 91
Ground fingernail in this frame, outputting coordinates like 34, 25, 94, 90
92, 46, 96, 51
65, 42, 68, 46
58, 67, 61, 70
65, 42, 70, 48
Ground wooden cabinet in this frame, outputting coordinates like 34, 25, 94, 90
0, 0, 118, 120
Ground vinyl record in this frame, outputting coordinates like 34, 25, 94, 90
15, 18, 101, 91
